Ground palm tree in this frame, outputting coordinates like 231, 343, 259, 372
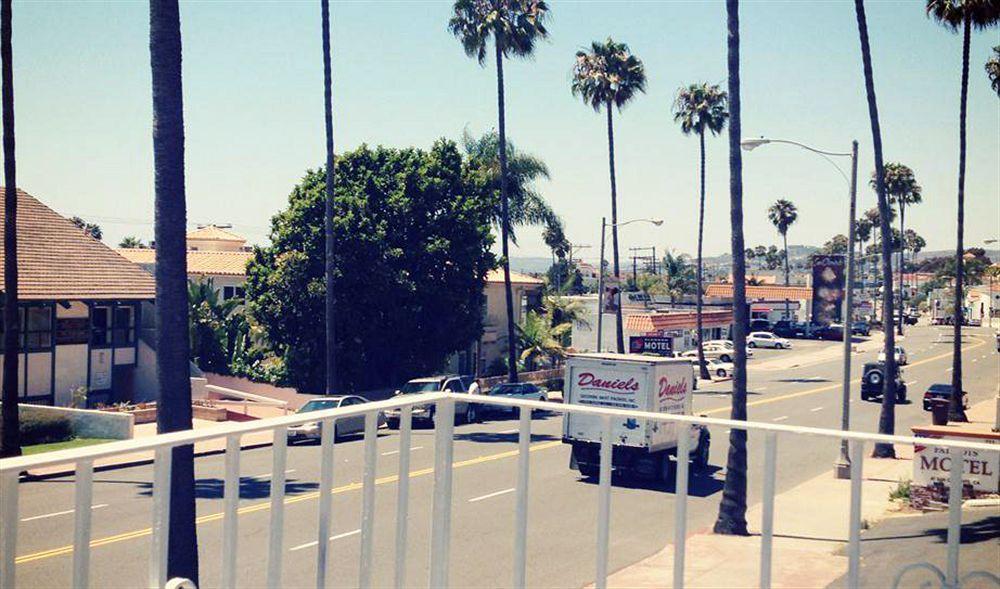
149, 0, 199, 580
987, 45, 1000, 96
673, 83, 729, 380
321, 0, 337, 395
1, 0, 22, 459
855, 0, 899, 458
927, 0, 1000, 422
543, 291, 588, 347
854, 216, 872, 299
877, 163, 921, 335
188, 279, 240, 373
449, 0, 550, 384
517, 311, 569, 370
118, 235, 145, 248
660, 251, 697, 303
571, 38, 646, 353
767, 199, 798, 320
714, 0, 750, 537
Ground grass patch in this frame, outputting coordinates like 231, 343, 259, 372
889, 479, 912, 501
22, 437, 116, 456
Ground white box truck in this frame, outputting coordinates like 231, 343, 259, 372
562, 353, 710, 480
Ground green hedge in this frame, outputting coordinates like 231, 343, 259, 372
20, 413, 73, 446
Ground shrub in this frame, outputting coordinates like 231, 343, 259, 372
20, 413, 73, 446
889, 479, 912, 501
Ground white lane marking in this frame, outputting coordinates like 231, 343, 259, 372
381, 446, 423, 457
756, 386, 768, 391
497, 429, 519, 435
21, 503, 108, 523
971, 359, 978, 363
946, 367, 954, 372
772, 416, 789, 422
906, 380, 918, 386
810, 406, 824, 412
250, 469, 295, 479
468, 488, 516, 503
289, 529, 361, 552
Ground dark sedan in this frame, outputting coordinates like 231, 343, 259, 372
922, 383, 968, 412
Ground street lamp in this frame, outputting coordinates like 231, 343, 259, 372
741, 136, 859, 480
596, 217, 664, 353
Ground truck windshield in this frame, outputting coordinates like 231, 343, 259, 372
400, 381, 442, 394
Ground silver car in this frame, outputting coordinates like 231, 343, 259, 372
286, 396, 385, 443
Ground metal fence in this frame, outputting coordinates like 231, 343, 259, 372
1, 391, 996, 589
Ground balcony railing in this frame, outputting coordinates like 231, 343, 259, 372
1, 391, 997, 589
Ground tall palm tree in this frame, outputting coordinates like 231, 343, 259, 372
873, 162, 921, 335
767, 199, 798, 320
927, 0, 1000, 422
449, 0, 550, 384
714, 0, 750, 537
571, 38, 646, 353
1, 0, 21, 459
673, 83, 728, 380
855, 0, 899, 458
854, 216, 872, 300
321, 0, 337, 395
987, 45, 1000, 96
149, 0, 198, 580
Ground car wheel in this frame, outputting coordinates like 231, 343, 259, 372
896, 391, 906, 403
716, 369, 727, 378
720, 354, 732, 363
775, 342, 783, 350
747, 341, 757, 349
386, 418, 400, 430
861, 392, 871, 401
867, 371, 883, 386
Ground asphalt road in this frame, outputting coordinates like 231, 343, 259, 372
11, 324, 999, 588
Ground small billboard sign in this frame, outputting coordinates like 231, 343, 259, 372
629, 336, 673, 356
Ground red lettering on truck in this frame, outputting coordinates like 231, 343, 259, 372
658, 377, 688, 401
576, 372, 640, 394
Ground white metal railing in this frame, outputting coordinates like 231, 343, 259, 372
1, 391, 998, 589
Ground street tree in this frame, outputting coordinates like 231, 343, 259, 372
517, 310, 570, 370
149, 0, 198, 579
988, 45, 1000, 96
245, 142, 496, 392
1, 0, 21, 459
873, 162, 921, 335
571, 37, 647, 354
659, 252, 697, 302
821, 234, 850, 255
673, 82, 729, 380
767, 199, 798, 320
714, 0, 750, 537
926, 0, 1000, 422
855, 0, 899, 458
449, 0, 550, 384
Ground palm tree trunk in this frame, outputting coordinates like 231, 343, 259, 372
897, 204, 904, 336
495, 41, 518, 383
949, 16, 971, 422
321, 0, 337, 395
714, 0, 749, 537
605, 100, 624, 354
696, 130, 709, 380
854, 0, 897, 458
1, 0, 21, 459
782, 231, 790, 320
149, 0, 199, 580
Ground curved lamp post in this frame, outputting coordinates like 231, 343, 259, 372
741, 136, 859, 479
596, 217, 663, 353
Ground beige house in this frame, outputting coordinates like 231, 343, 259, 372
1, 188, 157, 407
118, 225, 253, 301
472, 269, 544, 376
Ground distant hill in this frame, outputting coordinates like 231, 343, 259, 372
509, 257, 554, 275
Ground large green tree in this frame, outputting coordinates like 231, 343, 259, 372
449, 0, 549, 385
245, 142, 496, 392
927, 0, 1000, 422
149, 0, 198, 580
1, 0, 21, 459
571, 38, 646, 353
873, 162, 921, 335
673, 82, 728, 380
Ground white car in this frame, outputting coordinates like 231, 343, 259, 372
287, 396, 385, 443
690, 358, 734, 379
747, 332, 791, 349
877, 346, 908, 365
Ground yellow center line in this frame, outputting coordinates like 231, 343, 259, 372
15, 440, 563, 565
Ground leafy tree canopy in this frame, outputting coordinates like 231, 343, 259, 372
821, 234, 850, 255
71, 216, 102, 240
245, 141, 496, 392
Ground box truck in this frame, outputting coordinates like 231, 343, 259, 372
562, 353, 710, 480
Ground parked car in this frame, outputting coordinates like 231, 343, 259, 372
860, 362, 906, 402
701, 341, 754, 358
484, 382, 548, 415
749, 319, 772, 333
877, 346, 909, 366
385, 374, 479, 428
747, 332, 791, 349
702, 339, 734, 349
922, 383, 968, 412
287, 396, 385, 443
813, 324, 846, 341
693, 358, 734, 379
851, 321, 871, 336
771, 320, 808, 339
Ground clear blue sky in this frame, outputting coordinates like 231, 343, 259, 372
10, 1, 1000, 262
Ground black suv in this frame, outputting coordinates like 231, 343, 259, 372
861, 362, 906, 402
772, 320, 807, 339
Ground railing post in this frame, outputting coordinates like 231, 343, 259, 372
759, 432, 778, 589
512, 407, 532, 589
847, 440, 864, 587
428, 398, 455, 589
149, 447, 173, 589
73, 459, 95, 589
394, 407, 412, 589
359, 411, 379, 589
220, 434, 241, 589
265, 427, 288, 589
595, 415, 613, 589
673, 425, 691, 589
315, 418, 336, 589
1, 470, 19, 589
945, 446, 963, 587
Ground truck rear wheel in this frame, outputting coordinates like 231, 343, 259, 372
578, 463, 599, 479
659, 453, 676, 483
692, 432, 710, 472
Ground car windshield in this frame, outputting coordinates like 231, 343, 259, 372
400, 381, 442, 394
490, 384, 519, 395
298, 399, 340, 413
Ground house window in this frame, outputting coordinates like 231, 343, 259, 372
222, 286, 245, 301
23, 306, 53, 351
112, 306, 135, 346
91, 306, 111, 347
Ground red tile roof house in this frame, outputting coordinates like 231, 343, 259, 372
1, 188, 159, 407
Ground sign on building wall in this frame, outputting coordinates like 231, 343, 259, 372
603, 277, 621, 313
811, 254, 846, 325
629, 336, 673, 356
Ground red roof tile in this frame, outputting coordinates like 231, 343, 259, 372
705, 283, 812, 300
